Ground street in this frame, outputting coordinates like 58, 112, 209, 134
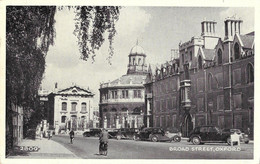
52, 135, 253, 159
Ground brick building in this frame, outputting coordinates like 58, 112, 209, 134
146, 16, 254, 138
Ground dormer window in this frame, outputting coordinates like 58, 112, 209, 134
198, 55, 203, 69
246, 63, 254, 84
217, 49, 222, 65
234, 43, 240, 60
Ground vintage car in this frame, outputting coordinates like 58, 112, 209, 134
83, 128, 102, 137
107, 129, 120, 139
164, 127, 182, 142
134, 127, 181, 142
187, 126, 232, 145
110, 128, 139, 140
222, 128, 249, 144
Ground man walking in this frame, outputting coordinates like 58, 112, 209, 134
99, 129, 110, 156
69, 130, 75, 144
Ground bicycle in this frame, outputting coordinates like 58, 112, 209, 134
99, 142, 108, 156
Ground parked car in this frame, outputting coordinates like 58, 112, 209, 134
135, 127, 181, 142
111, 128, 140, 140
222, 128, 249, 144
107, 129, 120, 139
187, 126, 232, 145
165, 127, 182, 142
83, 128, 102, 137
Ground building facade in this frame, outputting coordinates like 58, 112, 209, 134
39, 84, 95, 133
99, 43, 148, 129
147, 16, 254, 138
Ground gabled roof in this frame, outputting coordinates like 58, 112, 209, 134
239, 34, 254, 49
57, 85, 94, 96
203, 49, 215, 60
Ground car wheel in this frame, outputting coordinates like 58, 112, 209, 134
133, 135, 140, 141
94, 134, 99, 137
151, 135, 158, 142
173, 136, 181, 142
116, 135, 121, 140
83, 134, 87, 137
245, 140, 249, 144
192, 136, 201, 145
227, 137, 231, 145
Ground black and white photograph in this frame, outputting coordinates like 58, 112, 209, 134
1, 1, 259, 163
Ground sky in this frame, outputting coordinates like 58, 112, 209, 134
41, 7, 254, 107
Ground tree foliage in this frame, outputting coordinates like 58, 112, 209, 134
73, 6, 120, 62
6, 6, 120, 154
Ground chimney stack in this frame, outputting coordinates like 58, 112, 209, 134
201, 20, 217, 37
224, 16, 243, 41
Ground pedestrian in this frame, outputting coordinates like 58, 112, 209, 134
48, 131, 51, 140
40, 131, 43, 140
99, 128, 112, 156
69, 130, 75, 144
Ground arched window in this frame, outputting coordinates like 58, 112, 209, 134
182, 54, 185, 63
138, 58, 141, 65
71, 102, 77, 111
62, 102, 67, 111
234, 43, 240, 60
247, 63, 254, 83
61, 116, 66, 123
218, 49, 222, 65
198, 55, 203, 69
190, 51, 192, 61
133, 57, 135, 65
208, 73, 213, 91
81, 102, 86, 112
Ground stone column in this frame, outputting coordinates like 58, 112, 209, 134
104, 116, 107, 128
147, 117, 150, 127
116, 116, 119, 129
204, 23, 207, 35
135, 116, 137, 128
70, 118, 72, 130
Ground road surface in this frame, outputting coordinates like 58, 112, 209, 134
52, 135, 253, 159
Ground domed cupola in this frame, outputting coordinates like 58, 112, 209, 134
127, 41, 148, 75
130, 45, 146, 55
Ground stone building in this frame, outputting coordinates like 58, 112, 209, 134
40, 84, 95, 133
146, 16, 254, 138
99, 43, 148, 129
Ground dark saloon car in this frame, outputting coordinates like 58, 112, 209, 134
83, 128, 102, 137
187, 126, 231, 145
135, 127, 181, 142
108, 129, 120, 139
112, 128, 139, 140
222, 128, 249, 144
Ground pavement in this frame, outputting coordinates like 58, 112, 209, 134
7, 137, 77, 159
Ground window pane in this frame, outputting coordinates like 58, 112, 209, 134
81, 103, 86, 112
62, 102, 67, 111
72, 102, 77, 111
217, 95, 224, 111
197, 98, 204, 112
197, 78, 204, 92
233, 69, 241, 85
233, 94, 242, 109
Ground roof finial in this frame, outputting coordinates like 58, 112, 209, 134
136, 39, 139, 45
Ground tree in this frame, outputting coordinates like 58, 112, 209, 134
6, 6, 120, 155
